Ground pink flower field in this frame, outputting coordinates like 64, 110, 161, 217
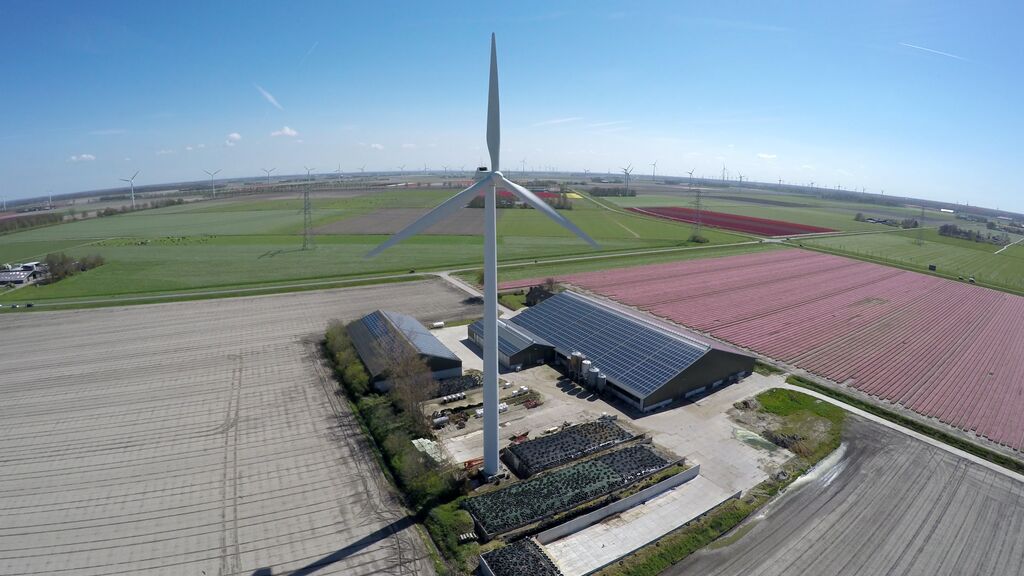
504, 249, 1024, 451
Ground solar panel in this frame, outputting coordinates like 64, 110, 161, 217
509, 292, 710, 399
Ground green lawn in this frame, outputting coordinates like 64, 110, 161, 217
0, 189, 756, 302
802, 229, 1024, 292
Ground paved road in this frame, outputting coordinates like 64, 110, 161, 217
0, 280, 480, 576
670, 416, 1024, 576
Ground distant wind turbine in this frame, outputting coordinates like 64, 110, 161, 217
263, 167, 276, 186
650, 161, 657, 182
366, 34, 597, 477
621, 165, 633, 194
304, 166, 315, 181
203, 169, 221, 199
120, 171, 139, 209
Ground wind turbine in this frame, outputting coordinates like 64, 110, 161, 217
335, 164, 343, 180
120, 171, 139, 209
399, 164, 406, 175
521, 158, 527, 177
203, 169, 221, 199
650, 161, 657, 183
304, 166, 315, 181
367, 34, 597, 477
737, 171, 744, 184
263, 167, 276, 186
621, 165, 633, 195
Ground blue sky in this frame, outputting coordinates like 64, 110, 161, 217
1, 1, 1021, 211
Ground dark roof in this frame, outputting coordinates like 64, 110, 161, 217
504, 420, 633, 477
348, 310, 460, 378
508, 291, 711, 400
469, 318, 551, 357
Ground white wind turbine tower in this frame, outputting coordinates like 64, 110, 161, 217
650, 161, 657, 183
120, 171, 139, 209
263, 167, 275, 186
204, 169, 221, 199
621, 165, 633, 195
367, 34, 597, 477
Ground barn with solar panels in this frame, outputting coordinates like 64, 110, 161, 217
347, 310, 462, 390
468, 318, 554, 370
506, 291, 754, 411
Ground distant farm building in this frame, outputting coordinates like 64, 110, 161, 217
348, 310, 462, 390
492, 291, 755, 411
468, 318, 554, 370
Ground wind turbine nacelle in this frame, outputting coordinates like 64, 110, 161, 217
474, 167, 489, 181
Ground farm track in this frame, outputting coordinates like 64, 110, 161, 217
0, 280, 475, 575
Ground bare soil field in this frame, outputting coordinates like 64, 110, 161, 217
0, 280, 480, 576
314, 207, 498, 235
670, 416, 1024, 576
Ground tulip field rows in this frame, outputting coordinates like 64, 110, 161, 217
627, 206, 835, 236
508, 249, 1024, 451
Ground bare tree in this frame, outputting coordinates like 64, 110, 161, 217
376, 338, 434, 434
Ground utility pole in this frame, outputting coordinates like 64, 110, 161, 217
693, 187, 703, 238
303, 187, 314, 250
916, 205, 925, 246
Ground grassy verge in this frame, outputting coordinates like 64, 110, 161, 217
0, 274, 423, 312
596, 389, 844, 576
498, 291, 527, 310
786, 375, 1024, 475
753, 360, 784, 376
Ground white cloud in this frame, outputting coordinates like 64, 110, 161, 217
224, 132, 241, 147
185, 145, 193, 151
800, 164, 815, 170
156, 149, 175, 155
254, 84, 284, 110
295, 139, 304, 143
757, 153, 777, 159
197, 143, 206, 149
370, 143, 384, 150
271, 126, 299, 137
69, 153, 96, 162
401, 143, 417, 149
532, 117, 583, 127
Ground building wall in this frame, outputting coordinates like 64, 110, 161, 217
641, 349, 755, 409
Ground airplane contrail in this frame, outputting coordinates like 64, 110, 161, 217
899, 42, 968, 62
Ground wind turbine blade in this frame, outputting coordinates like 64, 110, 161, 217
132, 171, 139, 180
366, 176, 494, 258
486, 33, 500, 171
500, 176, 598, 248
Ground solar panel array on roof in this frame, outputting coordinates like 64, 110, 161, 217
509, 292, 710, 399
380, 311, 460, 361
470, 318, 550, 357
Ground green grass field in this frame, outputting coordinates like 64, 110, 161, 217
802, 229, 1024, 292
0, 188, 750, 303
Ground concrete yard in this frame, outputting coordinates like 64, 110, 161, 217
0, 280, 480, 576
670, 416, 1024, 576
544, 474, 735, 576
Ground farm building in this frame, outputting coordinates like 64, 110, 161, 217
507, 291, 754, 411
468, 318, 555, 370
347, 310, 462, 390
